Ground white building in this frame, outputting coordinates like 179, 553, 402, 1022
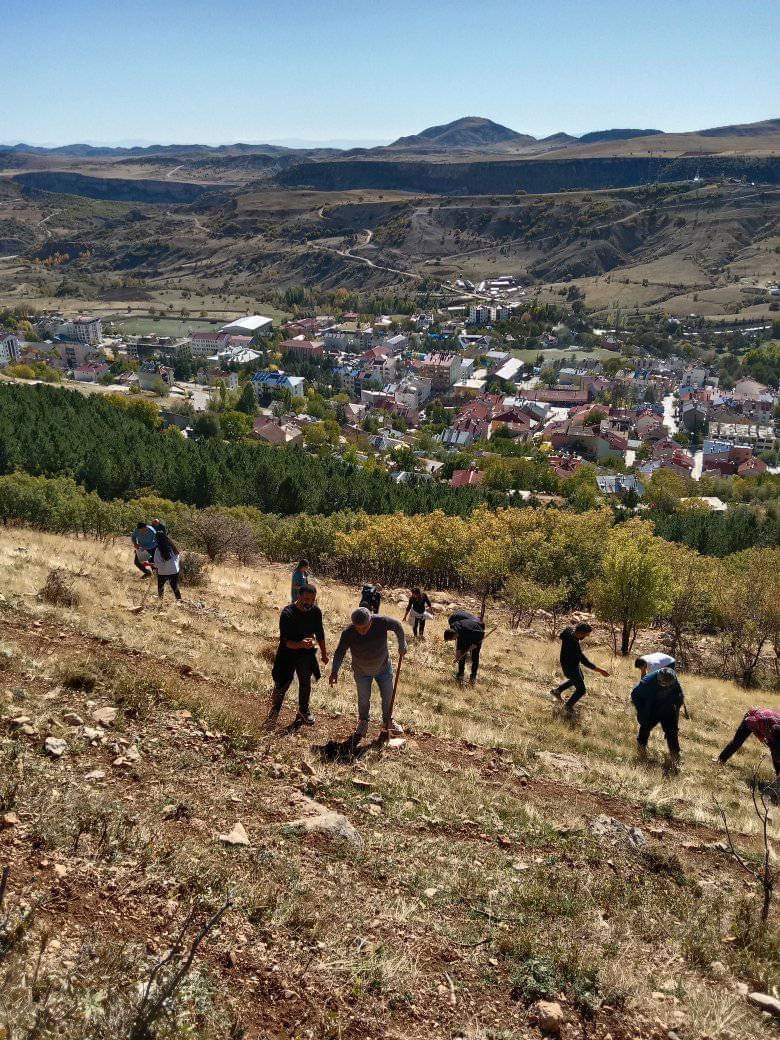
394, 375, 432, 411
71, 316, 103, 345
219, 315, 274, 338
189, 330, 225, 358
0, 330, 21, 367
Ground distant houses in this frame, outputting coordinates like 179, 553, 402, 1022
251, 370, 306, 398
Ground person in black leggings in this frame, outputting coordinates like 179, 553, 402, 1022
404, 587, 433, 638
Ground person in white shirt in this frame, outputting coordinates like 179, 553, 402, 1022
153, 531, 182, 603
635, 652, 676, 678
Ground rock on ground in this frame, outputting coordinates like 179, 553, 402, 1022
589, 813, 647, 849
218, 821, 250, 846
530, 999, 566, 1035
748, 992, 780, 1016
283, 811, 362, 848
43, 737, 67, 757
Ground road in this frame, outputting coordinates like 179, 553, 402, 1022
165, 164, 186, 180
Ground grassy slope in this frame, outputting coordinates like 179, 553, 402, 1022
0, 527, 778, 1039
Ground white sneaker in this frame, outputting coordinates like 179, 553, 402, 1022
387, 720, 404, 735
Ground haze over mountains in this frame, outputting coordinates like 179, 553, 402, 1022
3, 115, 779, 159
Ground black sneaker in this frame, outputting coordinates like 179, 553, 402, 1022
296, 711, 316, 726
550, 687, 563, 701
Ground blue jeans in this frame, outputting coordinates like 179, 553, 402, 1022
355, 660, 395, 726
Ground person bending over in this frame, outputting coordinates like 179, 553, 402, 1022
718, 708, 780, 779
444, 610, 485, 685
631, 667, 684, 767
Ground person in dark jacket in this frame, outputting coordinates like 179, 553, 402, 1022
631, 667, 684, 765
551, 622, 609, 711
131, 522, 158, 577
265, 585, 329, 728
717, 708, 780, 777
404, 587, 433, 639
444, 610, 485, 684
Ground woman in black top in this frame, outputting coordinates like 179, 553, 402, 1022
404, 586, 433, 638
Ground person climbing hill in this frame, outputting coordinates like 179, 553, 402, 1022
718, 708, 780, 779
631, 666, 685, 767
404, 587, 433, 639
550, 622, 609, 713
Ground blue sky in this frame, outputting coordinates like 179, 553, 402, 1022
3, 0, 778, 146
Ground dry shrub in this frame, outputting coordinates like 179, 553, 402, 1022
39, 568, 80, 608
178, 551, 210, 588
187, 511, 258, 564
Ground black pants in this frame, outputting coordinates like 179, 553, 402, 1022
637, 706, 680, 758
413, 616, 426, 637
720, 719, 780, 773
273, 655, 316, 714
457, 639, 481, 681
157, 573, 181, 600
555, 667, 586, 707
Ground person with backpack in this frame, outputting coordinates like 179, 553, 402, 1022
131, 521, 158, 578
291, 559, 311, 603
550, 622, 610, 712
444, 609, 485, 685
631, 666, 684, 766
359, 583, 382, 614
329, 607, 406, 739
404, 587, 433, 639
153, 530, 182, 603
266, 584, 328, 728
717, 708, 780, 778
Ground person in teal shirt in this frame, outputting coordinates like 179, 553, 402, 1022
291, 559, 311, 602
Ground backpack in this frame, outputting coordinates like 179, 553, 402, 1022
360, 584, 381, 612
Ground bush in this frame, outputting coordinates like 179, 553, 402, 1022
178, 551, 210, 587
187, 510, 258, 563
39, 568, 80, 607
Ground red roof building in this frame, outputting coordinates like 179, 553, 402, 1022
451, 468, 484, 489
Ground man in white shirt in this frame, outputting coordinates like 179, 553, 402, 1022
635, 652, 676, 678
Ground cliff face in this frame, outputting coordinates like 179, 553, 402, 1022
278, 155, 780, 195
12, 171, 220, 204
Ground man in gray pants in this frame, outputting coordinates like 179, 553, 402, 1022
329, 607, 407, 739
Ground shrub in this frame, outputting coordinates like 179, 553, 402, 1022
39, 568, 80, 608
187, 510, 258, 564
178, 551, 210, 587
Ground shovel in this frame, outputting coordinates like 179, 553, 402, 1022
380, 652, 405, 739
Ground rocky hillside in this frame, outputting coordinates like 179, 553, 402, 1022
1, 527, 779, 1039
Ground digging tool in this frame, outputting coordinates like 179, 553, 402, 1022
380, 651, 405, 739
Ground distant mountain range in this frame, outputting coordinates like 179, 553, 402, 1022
3, 116, 778, 160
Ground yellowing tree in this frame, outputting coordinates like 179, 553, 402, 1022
590, 519, 675, 654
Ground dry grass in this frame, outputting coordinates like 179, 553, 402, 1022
0, 525, 778, 1038
0, 527, 775, 839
